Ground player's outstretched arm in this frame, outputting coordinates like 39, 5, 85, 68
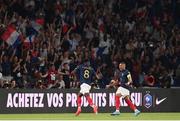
70, 66, 79, 81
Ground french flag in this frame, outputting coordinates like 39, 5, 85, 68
1, 25, 21, 47
24, 35, 35, 48
31, 18, 44, 33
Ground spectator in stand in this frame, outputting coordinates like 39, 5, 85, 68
59, 63, 71, 89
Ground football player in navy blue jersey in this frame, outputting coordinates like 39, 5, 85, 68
111, 62, 140, 116
71, 59, 99, 116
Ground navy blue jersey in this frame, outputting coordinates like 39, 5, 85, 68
119, 69, 132, 88
74, 64, 96, 85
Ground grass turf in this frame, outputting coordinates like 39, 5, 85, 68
0, 113, 180, 120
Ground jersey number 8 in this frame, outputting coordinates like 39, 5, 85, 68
83, 69, 90, 79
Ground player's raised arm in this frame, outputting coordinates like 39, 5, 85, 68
70, 65, 80, 80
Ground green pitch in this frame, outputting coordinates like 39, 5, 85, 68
0, 113, 180, 120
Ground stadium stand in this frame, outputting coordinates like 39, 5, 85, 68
0, 0, 180, 89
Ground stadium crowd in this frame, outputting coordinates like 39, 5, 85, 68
0, 0, 180, 89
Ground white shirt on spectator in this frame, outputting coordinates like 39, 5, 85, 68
99, 38, 111, 55
40, 49, 48, 59
58, 80, 65, 89
68, 39, 79, 51
125, 21, 135, 32
84, 27, 94, 40
54, 34, 61, 48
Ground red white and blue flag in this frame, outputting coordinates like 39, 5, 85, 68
31, 18, 44, 33
1, 25, 21, 47
24, 35, 35, 48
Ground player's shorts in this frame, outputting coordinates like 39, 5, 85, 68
80, 83, 91, 95
116, 86, 130, 98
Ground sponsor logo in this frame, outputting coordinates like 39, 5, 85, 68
143, 93, 152, 108
156, 97, 167, 105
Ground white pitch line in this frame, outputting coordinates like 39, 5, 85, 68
0, 120, 180, 121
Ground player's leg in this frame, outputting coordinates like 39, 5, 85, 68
80, 83, 97, 110
75, 83, 85, 116
111, 87, 121, 115
124, 96, 136, 110
115, 93, 121, 112
77, 83, 98, 114
84, 93, 98, 114
119, 87, 140, 116
75, 93, 83, 116
124, 96, 140, 116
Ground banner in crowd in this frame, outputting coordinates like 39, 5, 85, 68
0, 88, 179, 113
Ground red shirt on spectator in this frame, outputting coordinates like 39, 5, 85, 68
47, 66, 58, 85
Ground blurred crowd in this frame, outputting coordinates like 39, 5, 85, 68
0, 0, 180, 89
